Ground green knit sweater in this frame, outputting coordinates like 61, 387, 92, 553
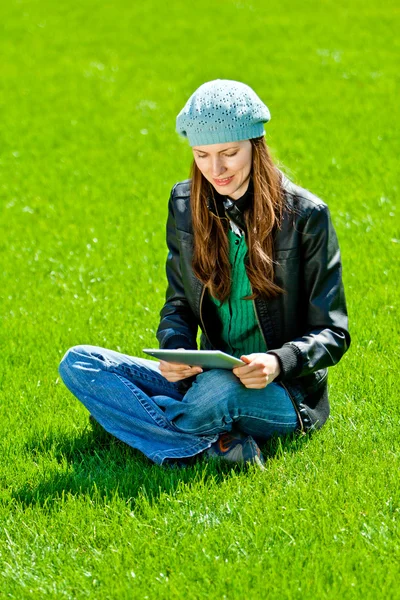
209, 228, 267, 359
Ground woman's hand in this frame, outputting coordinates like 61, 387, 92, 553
159, 349, 203, 383
232, 353, 281, 389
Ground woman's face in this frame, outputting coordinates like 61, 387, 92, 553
192, 140, 252, 200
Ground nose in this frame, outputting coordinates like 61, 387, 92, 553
210, 157, 226, 178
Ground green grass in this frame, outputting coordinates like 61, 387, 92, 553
1, 0, 399, 597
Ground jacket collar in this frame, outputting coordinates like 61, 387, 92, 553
206, 177, 254, 232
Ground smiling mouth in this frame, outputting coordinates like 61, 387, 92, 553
214, 175, 234, 184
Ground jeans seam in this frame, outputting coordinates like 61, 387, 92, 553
174, 422, 227, 435
175, 412, 298, 436
151, 436, 218, 462
113, 364, 181, 395
237, 414, 299, 426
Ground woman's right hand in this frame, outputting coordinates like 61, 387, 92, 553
159, 349, 203, 382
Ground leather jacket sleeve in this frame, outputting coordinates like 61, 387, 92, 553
269, 203, 350, 379
156, 186, 198, 350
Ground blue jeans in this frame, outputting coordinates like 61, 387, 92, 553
58, 345, 299, 465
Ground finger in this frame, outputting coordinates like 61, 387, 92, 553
239, 375, 269, 383
234, 359, 269, 375
168, 362, 194, 372
166, 370, 189, 380
172, 364, 202, 373
242, 382, 269, 389
239, 375, 269, 385
182, 363, 203, 371
168, 366, 203, 378
240, 355, 253, 364
170, 370, 201, 381
166, 375, 186, 382
181, 364, 203, 373
186, 367, 203, 376
238, 372, 269, 384
161, 361, 186, 372
169, 374, 187, 381
239, 370, 269, 380
234, 364, 267, 377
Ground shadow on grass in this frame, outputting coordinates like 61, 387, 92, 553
13, 422, 311, 510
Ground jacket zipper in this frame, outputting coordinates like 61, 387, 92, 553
252, 295, 304, 433
199, 285, 215, 349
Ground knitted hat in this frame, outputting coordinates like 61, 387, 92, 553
176, 79, 271, 146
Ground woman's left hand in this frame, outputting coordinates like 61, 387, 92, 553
232, 353, 281, 389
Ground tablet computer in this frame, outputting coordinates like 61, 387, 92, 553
142, 349, 245, 370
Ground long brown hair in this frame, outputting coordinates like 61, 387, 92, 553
189, 136, 284, 302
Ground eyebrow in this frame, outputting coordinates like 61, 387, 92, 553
192, 146, 240, 153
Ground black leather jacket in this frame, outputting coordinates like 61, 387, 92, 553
156, 173, 350, 432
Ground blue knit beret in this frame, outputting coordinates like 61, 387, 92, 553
176, 79, 271, 146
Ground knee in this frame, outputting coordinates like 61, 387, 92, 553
196, 368, 238, 389
58, 344, 96, 382
187, 370, 239, 408
174, 370, 239, 434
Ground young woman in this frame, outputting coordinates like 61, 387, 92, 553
59, 79, 350, 468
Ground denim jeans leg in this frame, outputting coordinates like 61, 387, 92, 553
58, 345, 218, 465
164, 368, 299, 441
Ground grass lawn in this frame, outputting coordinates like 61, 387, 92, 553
0, 0, 399, 597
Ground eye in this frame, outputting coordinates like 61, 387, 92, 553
224, 152, 238, 157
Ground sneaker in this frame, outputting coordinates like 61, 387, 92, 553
207, 431, 265, 469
